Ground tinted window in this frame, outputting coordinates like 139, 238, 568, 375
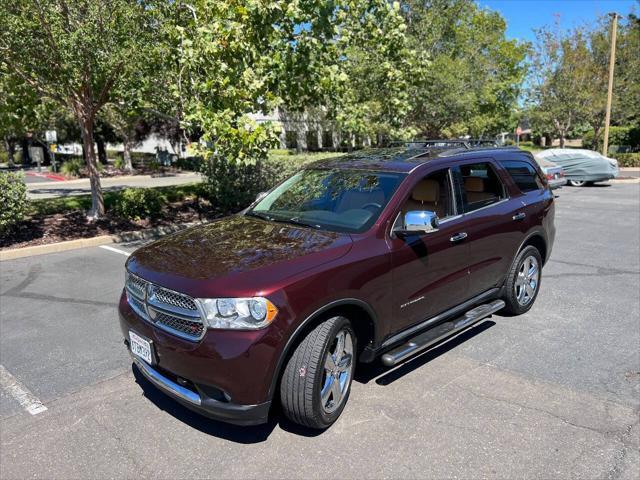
250, 169, 404, 233
501, 160, 545, 192
459, 162, 505, 212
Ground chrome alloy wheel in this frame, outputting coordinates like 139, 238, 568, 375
320, 329, 354, 414
515, 255, 540, 306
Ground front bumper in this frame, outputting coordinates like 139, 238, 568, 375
119, 291, 285, 425
130, 354, 270, 425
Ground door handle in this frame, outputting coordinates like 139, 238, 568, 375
512, 212, 526, 221
450, 232, 468, 243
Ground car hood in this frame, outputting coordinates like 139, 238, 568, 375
126, 215, 353, 297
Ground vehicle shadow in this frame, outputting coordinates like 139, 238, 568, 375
131, 364, 278, 444
130, 320, 495, 441
354, 320, 496, 386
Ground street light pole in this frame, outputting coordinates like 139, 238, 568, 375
602, 13, 619, 156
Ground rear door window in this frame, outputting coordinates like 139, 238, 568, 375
501, 160, 545, 192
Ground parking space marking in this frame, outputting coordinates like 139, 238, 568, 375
0, 365, 47, 415
99, 245, 131, 257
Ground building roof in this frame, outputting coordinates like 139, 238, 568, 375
308, 146, 521, 173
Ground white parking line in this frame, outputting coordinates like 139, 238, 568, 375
99, 245, 131, 257
0, 365, 47, 415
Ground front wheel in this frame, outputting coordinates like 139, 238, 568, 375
280, 316, 356, 429
501, 246, 543, 315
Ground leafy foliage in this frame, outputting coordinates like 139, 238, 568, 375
113, 188, 162, 220
610, 152, 640, 167
60, 158, 84, 177
527, 14, 640, 147
0, 0, 159, 217
0, 172, 28, 237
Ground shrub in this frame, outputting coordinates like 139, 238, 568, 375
60, 158, 84, 177
583, 126, 640, 151
114, 156, 125, 169
0, 172, 28, 237
175, 156, 202, 171
610, 152, 640, 168
200, 157, 291, 212
112, 187, 162, 220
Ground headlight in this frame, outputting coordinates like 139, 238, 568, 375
197, 297, 278, 330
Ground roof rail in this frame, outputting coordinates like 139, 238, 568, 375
388, 139, 471, 149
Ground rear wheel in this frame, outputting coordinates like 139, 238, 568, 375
501, 246, 542, 315
280, 316, 356, 429
569, 179, 587, 187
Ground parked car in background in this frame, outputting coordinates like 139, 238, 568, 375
535, 149, 618, 187
535, 157, 566, 189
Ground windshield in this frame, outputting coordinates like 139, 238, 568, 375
248, 169, 405, 233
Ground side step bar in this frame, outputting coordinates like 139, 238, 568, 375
381, 299, 505, 367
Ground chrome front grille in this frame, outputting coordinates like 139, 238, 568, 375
152, 286, 198, 312
148, 310, 205, 338
124, 272, 205, 341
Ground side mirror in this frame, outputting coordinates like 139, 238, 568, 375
397, 210, 439, 235
255, 191, 268, 203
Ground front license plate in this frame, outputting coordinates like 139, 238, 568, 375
129, 330, 152, 364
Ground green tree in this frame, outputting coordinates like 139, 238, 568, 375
528, 23, 599, 148
162, 0, 339, 192
320, 0, 417, 146
612, 14, 640, 127
401, 0, 527, 138
0, 0, 157, 217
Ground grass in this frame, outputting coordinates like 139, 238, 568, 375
28, 183, 202, 216
517, 144, 542, 153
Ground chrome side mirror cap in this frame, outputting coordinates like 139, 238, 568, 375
398, 210, 439, 235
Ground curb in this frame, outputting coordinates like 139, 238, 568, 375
0, 222, 200, 262
611, 178, 640, 183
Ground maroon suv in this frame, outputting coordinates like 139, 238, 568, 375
119, 146, 555, 429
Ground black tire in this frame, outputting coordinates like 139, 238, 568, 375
569, 179, 586, 187
501, 245, 543, 316
280, 316, 356, 429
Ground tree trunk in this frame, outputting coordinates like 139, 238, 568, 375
123, 139, 133, 171
20, 138, 31, 164
97, 137, 107, 164
4, 137, 15, 167
559, 135, 566, 148
77, 113, 105, 218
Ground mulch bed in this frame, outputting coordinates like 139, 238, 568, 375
1, 200, 223, 250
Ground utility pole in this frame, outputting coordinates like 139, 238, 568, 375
602, 13, 619, 156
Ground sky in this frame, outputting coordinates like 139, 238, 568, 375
480, 0, 638, 42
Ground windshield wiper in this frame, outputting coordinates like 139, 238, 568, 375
281, 217, 322, 230
247, 211, 322, 230
245, 211, 274, 222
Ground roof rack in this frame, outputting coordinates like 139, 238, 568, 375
388, 139, 471, 149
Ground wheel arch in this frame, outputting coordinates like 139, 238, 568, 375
267, 298, 378, 401
519, 232, 548, 265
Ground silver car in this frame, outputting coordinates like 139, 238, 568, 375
535, 157, 566, 189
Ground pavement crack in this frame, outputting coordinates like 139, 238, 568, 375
454, 384, 629, 438
2, 291, 117, 308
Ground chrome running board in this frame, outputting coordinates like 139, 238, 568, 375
381, 299, 505, 367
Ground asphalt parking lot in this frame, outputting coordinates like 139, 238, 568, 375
1, 183, 639, 479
